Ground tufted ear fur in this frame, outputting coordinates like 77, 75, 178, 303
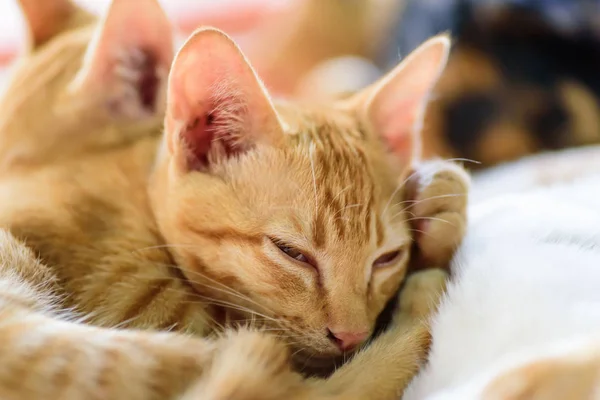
69, 0, 174, 120
17, 0, 92, 49
164, 27, 284, 173
350, 34, 451, 167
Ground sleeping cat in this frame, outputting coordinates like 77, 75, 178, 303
401, 172, 600, 399
0, 0, 469, 398
216, 157, 600, 400
0, 18, 468, 361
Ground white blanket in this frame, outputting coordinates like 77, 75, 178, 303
404, 172, 600, 399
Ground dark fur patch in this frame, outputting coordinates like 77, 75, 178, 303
445, 92, 499, 158
432, 2, 600, 167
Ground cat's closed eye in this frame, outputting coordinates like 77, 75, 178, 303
268, 237, 316, 269
373, 249, 404, 268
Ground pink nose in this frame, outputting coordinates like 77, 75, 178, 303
328, 329, 369, 351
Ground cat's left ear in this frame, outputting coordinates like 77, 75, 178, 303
349, 34, 451, 165
164, 28, 284, 173
17, 0, 92, 49
69, 0, 174, 119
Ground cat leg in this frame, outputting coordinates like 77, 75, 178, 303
407, 160, 470, 268
0, 229, 222, 400
391, 268, 449, 330
481, 337, 600, 400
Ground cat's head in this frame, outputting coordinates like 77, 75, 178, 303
0, 0, 173, 170
151, 28, 450, 364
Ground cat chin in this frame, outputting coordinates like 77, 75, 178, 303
209, 305, 345, 374
290, 349, 348, 378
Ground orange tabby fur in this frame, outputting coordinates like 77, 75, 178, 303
0, 0, 172, 173
0, 226, 447, 400
0, 0, 469, 398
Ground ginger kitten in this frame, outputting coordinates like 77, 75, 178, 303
148, 27, 469, 367
0, 1, 468, 397
0, 21, 468, 361
0, 0, 173, 173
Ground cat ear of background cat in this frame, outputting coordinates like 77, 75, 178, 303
69, 0, 174, 119
17, 0, 93, 49
349, 34, 451, 165
165, 28, 284, 172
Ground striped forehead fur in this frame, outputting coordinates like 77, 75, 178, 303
280, 107, 385, 247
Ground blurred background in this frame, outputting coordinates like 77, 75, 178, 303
3, 0, 600, 170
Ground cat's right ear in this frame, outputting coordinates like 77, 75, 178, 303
164, 28, 284, 173
346, 35, 451, 167
17, 0, 91, 49
68, 0, 174, 120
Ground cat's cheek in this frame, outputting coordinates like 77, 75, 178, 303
371, 265, 408, 311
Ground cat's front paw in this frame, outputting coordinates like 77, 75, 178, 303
181, 329, 305, 400
406, 160, 470, 268
392, 268, 448, 330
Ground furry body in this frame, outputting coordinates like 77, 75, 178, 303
0, 0, 469, 361
0, 1, 470, 398
404, 173, 600, 399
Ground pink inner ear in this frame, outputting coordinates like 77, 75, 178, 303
377, 96, 418, 158
137, 54, 160, 111
178, 96, 248, 171
386, 128, 412, 157
103, 49, 162, 115
165, 28, 284, 172
75, 0, 173, 115
180, 112, 214, 170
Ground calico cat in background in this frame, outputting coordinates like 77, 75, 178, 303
0, 0, 469, 398
420, 2, 600, 168
295, 1, 600, 169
